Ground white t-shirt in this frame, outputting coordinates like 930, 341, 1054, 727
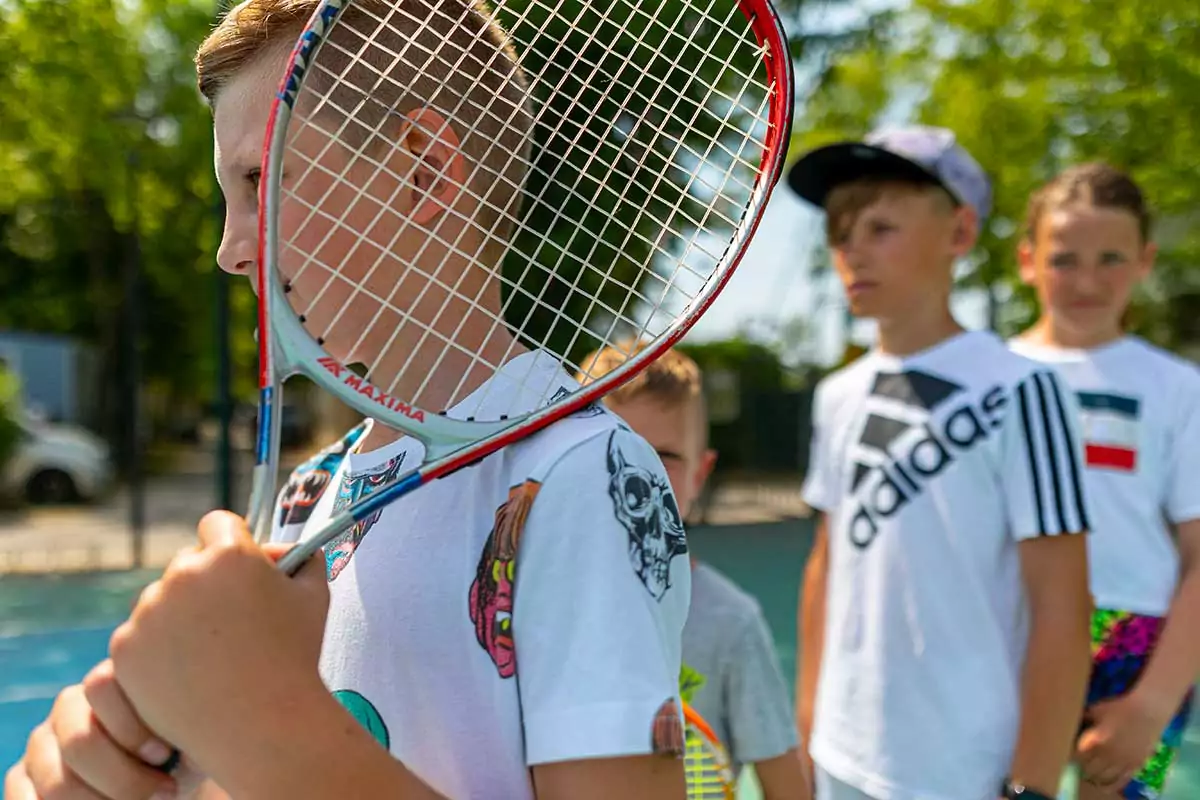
271, 351, 691, 800
1010, 335, 1200, 615
801, 330, 1091, 800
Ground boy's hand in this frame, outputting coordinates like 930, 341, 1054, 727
1076, 692, 1170, 791
5, 660, 179, 800
110, 510, 330, 780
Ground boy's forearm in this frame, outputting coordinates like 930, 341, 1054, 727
1007, 601, 1091, 794
797, 526, 828, 749
1129, 565, 1200, 717
205, 690, 446, 800
754, 749, 812, 800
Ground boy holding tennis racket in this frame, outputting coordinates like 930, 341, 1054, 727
578, 342, 810, 800
788, 126, 1094, 800
5, 1, 695, 799
1010, 162, 1200, 800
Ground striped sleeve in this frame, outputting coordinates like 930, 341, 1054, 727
1000, 369, 1092, 540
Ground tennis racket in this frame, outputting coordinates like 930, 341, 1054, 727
684, 703, 737, 799
245, 0, 793, 575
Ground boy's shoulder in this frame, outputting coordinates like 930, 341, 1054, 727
815, 332, 1048, 406
812, 351, 879, 408
689, 561, 765, 626
1122, 336, 1200, 387
504, 394, 635, 476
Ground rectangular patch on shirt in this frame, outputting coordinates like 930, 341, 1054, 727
1077, 391, 1140, 472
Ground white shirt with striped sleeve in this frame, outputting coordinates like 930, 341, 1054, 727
801, 330, 1091, 800
1010, 335, 1200, 616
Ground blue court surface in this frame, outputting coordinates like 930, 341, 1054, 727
1, 524, 1196, 799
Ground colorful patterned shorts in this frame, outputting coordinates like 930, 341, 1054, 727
1084, 609, 1194, 799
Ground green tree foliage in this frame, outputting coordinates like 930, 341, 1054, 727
0, 0, 876, 446
0, 365, 22, 471
0, 0, 252, 444
497, 0, 879, 362
790, 0, 1200, 348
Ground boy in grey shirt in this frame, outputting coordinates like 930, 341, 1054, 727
580, 342, 807, 798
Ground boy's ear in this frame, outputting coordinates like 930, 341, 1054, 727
694, 448, 718, 492
1137, 240, 1158, 280
398, 108, 466, 226
950, 205, 979, 256
1016, 238, 1037, 286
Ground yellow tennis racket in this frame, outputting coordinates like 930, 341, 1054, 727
683, 702, 737, 799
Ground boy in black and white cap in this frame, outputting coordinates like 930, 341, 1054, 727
790, 126, 1095, 800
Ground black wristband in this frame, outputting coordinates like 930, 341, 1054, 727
1001, 780, 1056, 800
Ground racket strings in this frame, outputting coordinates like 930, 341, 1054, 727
276, 0, 779, 423
684, 721, 737, 800
288, 13, 767, 329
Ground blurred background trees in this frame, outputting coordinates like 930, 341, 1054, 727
2, 0, 1199, 485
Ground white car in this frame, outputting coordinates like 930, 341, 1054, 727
2, 416, 113, 504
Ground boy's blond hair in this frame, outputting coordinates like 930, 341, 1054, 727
196, 0, 534, 249
825, 178, 956, 244
578, 340, 708, 445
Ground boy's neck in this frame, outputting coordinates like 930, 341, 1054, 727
875, 306, 964, 358
1023, 317, 1124, 351
356, 331, 529, 454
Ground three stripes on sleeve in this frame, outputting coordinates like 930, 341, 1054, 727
1013, 370, 1092, 536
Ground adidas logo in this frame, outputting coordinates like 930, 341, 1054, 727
848, 369, 1007, 549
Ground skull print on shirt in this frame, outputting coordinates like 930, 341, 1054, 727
607, 429, 687, 601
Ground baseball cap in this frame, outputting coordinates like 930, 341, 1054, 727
785, 125, 993, 223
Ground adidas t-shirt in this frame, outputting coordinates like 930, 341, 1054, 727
270, 351, 692, 800
801, 330, 1091, 800
1010, 335, 1200, 615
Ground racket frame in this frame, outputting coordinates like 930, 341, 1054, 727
249, 0, 795, 568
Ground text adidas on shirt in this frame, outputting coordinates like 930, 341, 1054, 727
848, 384, 1007, 548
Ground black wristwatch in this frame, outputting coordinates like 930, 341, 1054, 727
1001, 779, 1056, 800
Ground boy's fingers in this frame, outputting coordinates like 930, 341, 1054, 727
196, 510, 254, 550
50, 685, 176, 800
5, 761, 37, 800
23, 722, 105, 800
82, 660, 175, 768
261, 543, 296, 564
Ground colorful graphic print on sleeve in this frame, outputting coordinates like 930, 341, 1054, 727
468, 480, 542, 678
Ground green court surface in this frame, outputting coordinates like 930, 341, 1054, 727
686, 521, 1200, 800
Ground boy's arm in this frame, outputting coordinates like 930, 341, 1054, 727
106, 514, 452, 800
796, 513, 828, 780
795, 380, 835, 784
512, 426, 691, 800
722, 604, 807, 800
999, 370, 1094, 795
1131, 525, 1200, 711
753, 751, 811, 800
1072, 518, 1200, 789
1132, 377, 1200, 715
8, 515, 451, 800
1009, 535, 1092, 794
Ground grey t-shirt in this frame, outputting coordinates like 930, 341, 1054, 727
681, 561, 799, 777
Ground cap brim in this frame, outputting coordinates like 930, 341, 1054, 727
785, 142, 950, 209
